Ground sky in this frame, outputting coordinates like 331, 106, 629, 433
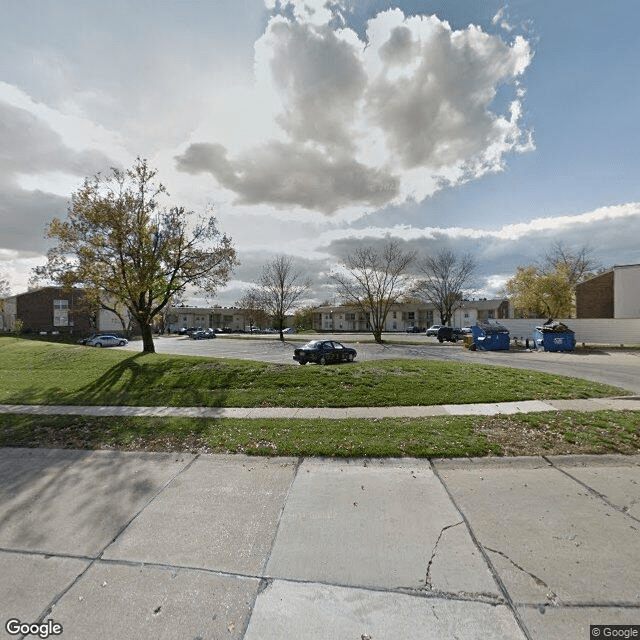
1, 0, 639, 306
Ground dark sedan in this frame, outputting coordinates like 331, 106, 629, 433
436, 326, 463, 343
293, 340, 357, 365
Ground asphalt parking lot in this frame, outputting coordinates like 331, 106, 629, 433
119, 334, 640, 395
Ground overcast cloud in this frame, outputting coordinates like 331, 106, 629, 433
0, 0, 638, 305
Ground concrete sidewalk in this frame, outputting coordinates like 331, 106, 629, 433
1, 396, 639, 419
0, 448, 638, 639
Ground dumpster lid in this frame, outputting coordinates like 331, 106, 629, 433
536, 318, 575, 334
475, 321, 510, 334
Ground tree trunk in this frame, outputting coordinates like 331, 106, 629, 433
373, 329, 383, 343
278, 317, 284, 342
141, 322, 155, 353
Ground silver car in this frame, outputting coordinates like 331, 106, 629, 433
86, 334, 128, 347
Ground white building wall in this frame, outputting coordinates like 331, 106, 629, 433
98, 308, 127, 332
0, 297, 16, 331
614, 265, 640, 319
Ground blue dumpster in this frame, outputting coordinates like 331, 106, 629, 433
532, 319, 575, 352
470, 322, 510, 351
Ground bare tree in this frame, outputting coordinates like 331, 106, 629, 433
330, 241, 416, 343
236, 288, 269, 332
415, 249, 477, 326
254, 255, 311, 341
540, 242, 600, 286
0, 271, 9, 315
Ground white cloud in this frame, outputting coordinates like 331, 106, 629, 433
177, 4, 533, 215
314, 203, 640, 245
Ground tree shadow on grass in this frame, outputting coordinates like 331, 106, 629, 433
4, 352, 232, 407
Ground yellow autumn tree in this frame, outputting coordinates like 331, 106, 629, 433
35, 158, 238, 352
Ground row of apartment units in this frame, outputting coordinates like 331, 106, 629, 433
0, 288, 259, 335
0, 287, 510, 335
1, 264, 637, 335
311, 299, 511, 332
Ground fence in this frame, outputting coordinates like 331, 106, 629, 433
496, 319, 640, 346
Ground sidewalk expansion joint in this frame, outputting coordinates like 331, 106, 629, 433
82, 555, 512, 607
28, 454, 200, 633
0, 547, 94, 563
98, 454, 200, 559
398, 586, 505, 606
429, 459, 535, 640
518, 601, 640, 610
544, 456, 640, 525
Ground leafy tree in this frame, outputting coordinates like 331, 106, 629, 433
35, 158, 238, 352
414, 250, 477, 326
293, 305, 316, 331
330, 241, 416, 343
504, 264, 574, 318
254, 255, 310, 341
504, 243, 599, 319
12, 318, 24, 336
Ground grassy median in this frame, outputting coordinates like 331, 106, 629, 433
0, 337, 627, 408
0, 411, 638, 457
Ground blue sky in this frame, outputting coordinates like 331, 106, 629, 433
1, 0, 638, 305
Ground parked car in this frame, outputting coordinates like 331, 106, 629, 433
461, 327, 472, 334
405, 326, 422, 333
177, 327, 194, 335
293, 340, 357, 365
426, 325, 444, 336
436, 327, 463, 343
189, 328, 216, 339
86, 334, 128, 347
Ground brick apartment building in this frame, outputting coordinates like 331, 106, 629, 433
576, 264, 640, 318
1, 287, 94, 334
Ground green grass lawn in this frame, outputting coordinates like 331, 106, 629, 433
1, 411, 638, 458
0, 336, 627, 408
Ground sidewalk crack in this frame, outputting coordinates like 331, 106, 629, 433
424, 521, 463, 590
484, 546, 561, 606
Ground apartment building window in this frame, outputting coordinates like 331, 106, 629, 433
53, 300, 69, 326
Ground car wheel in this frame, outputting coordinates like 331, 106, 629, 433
347, 354, 354, 362
438, 338, 444, 343
119, 340, 126, 346
452, 337, 458, 343
95, 343, 103, 347
319, 356, 327, 365
298, 360, 307, 365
